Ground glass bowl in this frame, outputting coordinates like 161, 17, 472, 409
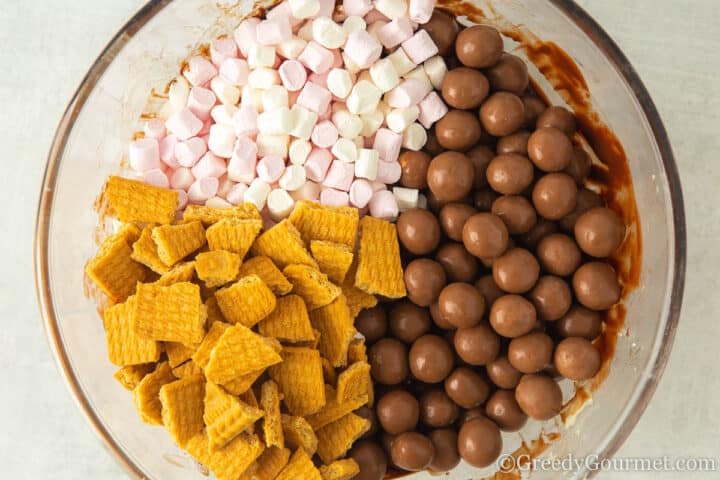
34, 0, 685, 479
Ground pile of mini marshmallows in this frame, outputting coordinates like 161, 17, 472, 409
128, 0, 450, 222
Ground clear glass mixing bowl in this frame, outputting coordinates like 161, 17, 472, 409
34, 0, 685, 478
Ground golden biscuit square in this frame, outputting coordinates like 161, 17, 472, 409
172, 360, 204, 378
347, 339, 367, 364
268, 347, 326, 416
131, 225, 170, 274
133, 282, 206, 345
195, 250, 242, 287
306, 385, 368, 431
205, 218, 263, 257
154, 261, 196, 286
240, 446, 291, 480
275, 448, 322, 480
160, 375, 206, 448
310, 241, 354, 284
105, 176, 178, 224
319, 459, 360, 480
204, 381, 264, 450
260, 380, 284, 449
186, 431, 264, 480
192, 321, 230, 370
282, 264, 341, 311
281, 415, 318, 456
114, 364, 154, 391
205, 324, 282, 384
336, 361, 373, 406
133, 362, 176, 425
222, 369, 265, 396
251, 220, 317, 269
103, 296, 161, 366
258, 295, 315, 344
309, 295, 356, 368
152, 221, 206, 267
315, 413, 370, 464
237, 256, 293, 296
183, 203, 261, 225
355, 216, 406, 298
165, 341, 197, 368
215, 275, 277, 327
288, 201, 359, 248
85, 232, 146, 304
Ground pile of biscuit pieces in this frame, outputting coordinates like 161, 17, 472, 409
86, 176, 406, 480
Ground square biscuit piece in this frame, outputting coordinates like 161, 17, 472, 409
310, 241, 354, 284
85, 232, 146, 303
105, 176, 178, 224
205, 218, 262, 257
103, 296, 161, 366
283, 264, 341, 311
205, 324, 282, 384
215, 275, 277, 327
152, 221, 206, 267
183, 203, 261, 225
355, 216, 406, 298
268, 347, 326, 417
309, 295, 356, 368
195, 251, 242, 288
258, 295, 315, 344
159, 375, 206, 448
288, 200, 359, 248
251, 220, 317, 269
133, 282, 206, 345
237, 256, 293, 296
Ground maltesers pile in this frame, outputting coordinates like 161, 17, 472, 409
85, 1, 628, 479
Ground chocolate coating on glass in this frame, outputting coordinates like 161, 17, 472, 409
486, 154, 535, 195
485, 53, 530, 95
427, 151, 476, 201
454, 323, 501, 366
444, 367, 490, 409
537, 233, 582, 276
438, 283, 486, 328
442, 67, 490, 109
497, 130, 531, 156
439, 203, 477, 242
397, 208, 441, 255
405, 259, 447, 307
458, 417, 503, 467
377, 389, 420, 434
554, 337, 602, 380
572, 262, 622, 310
399, 151, 431, 189
409, 334, 455, 383
492, 248, 540, 293
349, 441, 388, 480
574, 206, 626, 257
422, 10, 459, 57
428, 429, 461, 473
420, 389, 460, 427
528, 127, 573, 172
389, 301, 432, 344
479, 92, 526, 137
468, 146, 494, 188
532, 172, 578, 220
369, 338, 409, 385
485, 389, 528, 431
529, 276, 573, 321
462, 213, 509, 259
489, 294, 537, 338
536, 106, 577, 136
435, 110, 483, 151
508, 332, 555, 373
436, 243, 479, 283
492, 195, 538, 234
555, 305, 603, 340
486, 355, 522, 389
356, 305, 388, 344
515, 373, 563, 420
565, 147, 592, 184
391, 432, 436, 472
455, 25, 503, 68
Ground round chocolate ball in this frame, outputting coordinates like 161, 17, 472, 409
442, 67, 490, 109
515, 373, 563, 420
349, 441, 388, 480
369, 338, 409, 385
409, 334, 455, 383
420, 389, 460, 427
491, 195, 537, 234
492, 248, 540, 293
536, 106, 577, 136
462, 213, 509, 259
537, 233, 582, 276
554, 337, 602, 380
458, 417, 503, 467
391, 432, 436, 472
444, 367, 490, 409
377, 390, 420, 434
574, 206, 626, 257
422, 10, 459, 57
356, 306, 387, 344
485, 53, 530, 95
439, 203, 478, 242
529, 276, 572, 321
468, 146, 494, 188
555, 305, 603, 340
572, 262, 622, 310
405, 258, 447, 307
527, 127, 573, 172
399, 151, 431, 189
428, 429, 461, 473
489, 294, 537, 338
397, 208, 441, 255
435, 110, 483, 151
497, 130, 531, 156
479, 92, 526, 137
532, 172, 578, 220
389, 301, 432, 344
486, 355, 522, 389
508, 332, 555, 373
427, 151, 476, 201
438, 282, 486, 328
436, 243, 479, 283
425, 128, 446, 156
455, 25, 503, 68
486, 153, 535, 195
485, 389, 528, 431
454, 324, 501, 366
430, 301, 455, 330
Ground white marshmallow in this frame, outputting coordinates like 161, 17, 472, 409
279, 164, 307, 191
277, 37, 308, 59
355, 148, 380, 180
208, 124, 237, 158
347, 80, 382, 114
331, 138, 358, 163
262, 85, 290, 111
332, 110, 363, 139
290, 105, 319, 140
326, 68, 353, 99
404, 66, 433, 94
248, 45, 277, 69
289, 138, 313, 165
258, 107, 293, 135
312, 17, 347, 49
211, 104, 239, 126
369, 58, 401, 93
257, 134, 289, 158
423, 55, 448, 89
374, 0, 407, 19
290, 181, 322, 202
210, 76, 241, 105
289, 0, 320, 18
417, 193, 428, 209
343, 16, 367, 36
402, 122, 427, 151
387, 48, 416, 76
393, 186, 419, 211
244, 178, 271, 210
386, 106, 419, 133
341, 52, 362, 74
206, 196, 232, 208
241, 86, 265, 111
267, 189, 296, 220
248, 67, 281, 89
297, 22, 315, 41
360, 110, 385, 137
168, 77, 190, 114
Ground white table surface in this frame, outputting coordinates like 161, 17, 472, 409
1, 1, 717, 478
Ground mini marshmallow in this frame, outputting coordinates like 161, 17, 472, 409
211, 104, 239, 126
365, 9, 391, 23
211, 77, 241, 106
276, 37, 308, 59
332, 110, 364, 139
166, 108, 204, 140
256, 17, 293, 45
341, 52, 362, 74
373, 0, 407, 19
267, 189, 296, 220
160, 135, 180, 168
169, 77, 190, 114
188, 177, 220, 204
171, 167, 195, 190
377, 18, 413, 49
371, 181, 388, 192
386, 105, 419, 133
262, 85, 290, 111
183, 56, 218, 86
386, 78, 428, 108
320, 188, 350, 207
174, 189, 189, 210
326, 68, 353, 99
234, 18, 260, 58
308, 71, 329, 89
219, 58, 250, 86
256, 155, 286, 183
311, 120, 339, 148
297, 21, 315, 41
206, 196, 233, 208
298, 41, 334, 74
130, 138, 160, 172
142, 168, 169, 188
312, 17, 347, 49
192, 152, 227, 179
344, 30, 382, 69
355, 148, 380, 180
226, 183, 249, 205
402, 30, 438, 64
289, 138, 313, 164
289, 0, 320, 18
376, 159, 402, 184
175, 137, 207, 167
241, 86, 265, 111
248, 67, 281, 89
228, 137, 258, 183
232, 105, 259, 137
416, 193, 428, 209
360, 110, 385, 137
258, 107, 293, 135
144, 119, 166, 139
187, 87, 216, 120
210, 38, 239, 66
387, 47, 416, 76
217, 175, 235, 198
323, 160, 355, 191
343, 16, 367, 36
369, 58, 401, 92
279, 164, 307, 190
369, 190, 399, 220
278, 60, 307, 92
290, 105, 319, 140
267, 1, 305, 27
296, 82, 332, 114
199, 118, 213, 137
349, 179, 374, 208
408, 0, 436, 23
347, 80, 382, 114
373, 128, 403, 162
417, 91, 448, 128
367, 20, 389, 42
331, 138, 358, 163
257, 134, 289, 158
343, 0, 373, 16
423, 55, 447, 89
304, 148, 333, 181
402, 122, 428, 151
248, 46, 277, 69
244, 178, 271, 210
404, 66, 433, 95
290, 181, 322, 201
207, 125, 236, 159
393, 186, 419, 211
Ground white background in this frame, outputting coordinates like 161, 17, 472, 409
0, 1, 717, 478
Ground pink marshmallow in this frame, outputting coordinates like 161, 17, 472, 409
364, 9, 390, 23
256, 17, 293, 45
175, 137, 207, 167
320, 188, 350, 207
210, 38, 239, 66
373, 128, 403, 163
304, 148, 333, 181
192, 152, 228, 179
170, 167, 195, 190
175, 189, 189, 210
129, 138, 160, 172
256, 155, 286, 183
369, 190, 399, 219
234, 18, 260, 58
401, 30, 439, 64
308, 72, 329, 89
159, 135, 180, 168
296, 82, 332, 114
226, 183, 250, 205
298, 41, 335, 74
387, 78, 428, 108
183, 56, 218, 86
187, 87, 217, 120
376, 160, 402, 184
409, 0, 436, 23
220, 58, 250, 86
314, 0, 336, 18
290, 181, 322, 201
144, 119, 166, 139
188, 177, 220, 204
344, 30, 382, 69
323, 160, 355, 191
267, 1, 304, 27
166, 108, 203, 141
377, 18, 414, 49
279, 60, 308, 91
232, 105, 259, 137
311, 120, 339, 148
143, 168, 169, 188
418, 91, 449, 128
227, 137, 258, 183
349, 179, 374, 208
343, 0, 373, 17
217, 175, 235, 198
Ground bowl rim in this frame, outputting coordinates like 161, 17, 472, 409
33, 1, 686, 479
